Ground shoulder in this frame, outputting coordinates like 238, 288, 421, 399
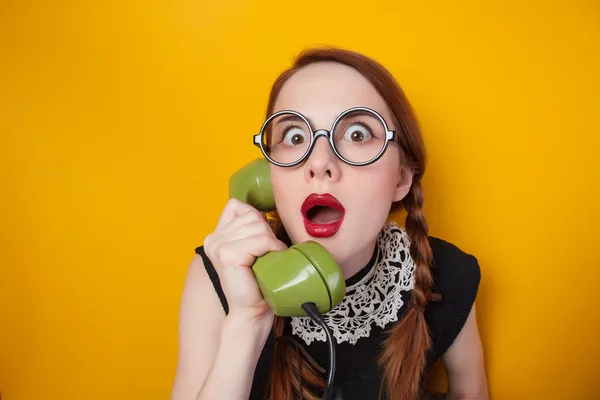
424, 236, 482, 365
427, 236, 481, 298
171, 249, 227, 399
180, 249, 228, 322
194, 246, 229, 314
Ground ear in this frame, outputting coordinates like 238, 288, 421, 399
392, 166, 414, 202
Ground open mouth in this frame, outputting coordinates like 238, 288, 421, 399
301, 193, 345, 238
301, 193, 345, 225
305, 205, 345, 223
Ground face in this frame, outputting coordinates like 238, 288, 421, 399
269, 62, 414, 276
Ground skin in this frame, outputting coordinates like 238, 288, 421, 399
171, 61, 489, 400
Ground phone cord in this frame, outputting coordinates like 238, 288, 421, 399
301, 302, 343, 400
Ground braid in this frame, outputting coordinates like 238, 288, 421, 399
378, 179, 434, 400
402, 180, 433, 309
268, 316, 327, 400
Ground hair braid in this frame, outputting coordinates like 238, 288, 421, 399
378, 179, 434, 400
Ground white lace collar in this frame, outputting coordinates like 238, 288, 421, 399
290, 221, 416, 345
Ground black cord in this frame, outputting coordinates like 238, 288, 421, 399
301, 302, 342, 400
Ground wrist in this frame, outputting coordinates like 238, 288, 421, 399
222, 307, 274, 344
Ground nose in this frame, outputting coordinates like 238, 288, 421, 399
304, 132, 341, 183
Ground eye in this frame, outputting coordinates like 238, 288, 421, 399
342, 123, 372, 143
282, 126, 309, 146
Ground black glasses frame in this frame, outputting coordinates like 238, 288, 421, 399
253, 106, 400, 167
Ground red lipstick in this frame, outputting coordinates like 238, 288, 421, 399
301, 193, 345, 238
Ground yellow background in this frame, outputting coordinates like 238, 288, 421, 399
1, 1, 598, 399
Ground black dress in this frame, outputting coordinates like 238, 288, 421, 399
196, 222, 481, 400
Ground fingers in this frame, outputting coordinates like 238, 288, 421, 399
204, 198, 284, 269
218, 210, 270, 237
219, 221, 272, 245
215, 198, 260, 231
216, 233, 288, 269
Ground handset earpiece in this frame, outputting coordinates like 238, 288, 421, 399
229, 158, 276, 212
228, 158, 346, 317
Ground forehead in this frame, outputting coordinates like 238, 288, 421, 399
272, 62, 394, 129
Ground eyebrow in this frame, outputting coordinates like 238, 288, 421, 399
274, 114, 314, 127
341, 110, 382, 121
274, 110, 383, 129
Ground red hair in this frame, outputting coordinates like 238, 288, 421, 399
266, 47, 434, 400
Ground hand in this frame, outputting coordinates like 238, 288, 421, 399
203, 198, 288, 323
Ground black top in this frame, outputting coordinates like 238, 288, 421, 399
195, 234, 480, 400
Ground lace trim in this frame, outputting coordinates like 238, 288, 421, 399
290, 221, 416, 345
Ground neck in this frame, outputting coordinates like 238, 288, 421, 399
340, 237, 378, 280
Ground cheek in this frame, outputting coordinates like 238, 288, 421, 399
352, 157, 400, 203
270, 168, 305, 242
351, 173, 397, 211
270, 168, 300, 210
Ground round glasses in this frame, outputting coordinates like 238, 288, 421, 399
253, 107, 400, 167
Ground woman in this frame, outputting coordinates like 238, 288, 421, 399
171, 48, 489, 400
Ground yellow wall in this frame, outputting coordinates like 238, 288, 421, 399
1, 1, 598, 399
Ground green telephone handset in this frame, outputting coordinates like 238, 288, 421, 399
229, 158, 346, 318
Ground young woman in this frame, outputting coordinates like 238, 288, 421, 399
171, 48, 489, 400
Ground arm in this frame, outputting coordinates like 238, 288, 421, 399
170, 255, 272, 400
441, 304, 489, 400
196, 310, 272, 399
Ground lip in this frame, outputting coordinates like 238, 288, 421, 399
301, 193, 345, 238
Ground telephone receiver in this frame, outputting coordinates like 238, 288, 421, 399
229, 158, 346, 317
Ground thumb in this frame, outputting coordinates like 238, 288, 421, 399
275, 238, 288, 252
